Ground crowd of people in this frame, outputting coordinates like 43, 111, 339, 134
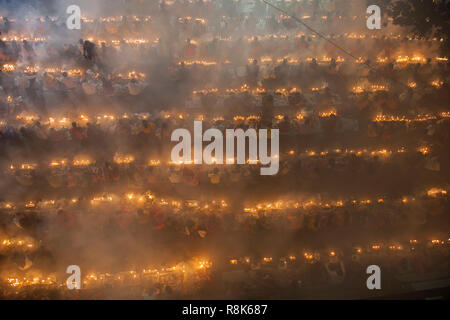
0, 0, 449, 299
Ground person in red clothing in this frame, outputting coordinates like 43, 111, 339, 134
184, 38, 197, 58
150, 206, 165, 230
69, 122, 85, 141
295, 35, 310, 51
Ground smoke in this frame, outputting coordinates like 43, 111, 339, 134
0, 0, 448, 299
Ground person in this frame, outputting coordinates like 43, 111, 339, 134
3, 17, 10, 34
0, 36, 8, 60
250, 36, 262, 58
208, 167, 221, 184
21, 40, 35, 62
43, 72, 57, 89
169, 166, 182, 184
100, 75, 114, 96
81, 78, 97, 96
83, 40, 96, 61
127, 78, 140, 96
141, 120, 155, 135
184, 38, 196, 58
69, 122, 85, 142
183, 166, 199, 186
274, 58, 289, 86
261, 94, 274, 127
62, 72, 77, 90
137, 119, 154, 153
246, 59, 259, 88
